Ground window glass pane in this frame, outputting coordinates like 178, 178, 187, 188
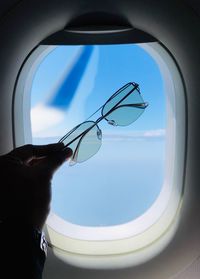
31, 44, 166, 226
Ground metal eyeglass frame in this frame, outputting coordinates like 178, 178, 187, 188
59, 82, 148, 163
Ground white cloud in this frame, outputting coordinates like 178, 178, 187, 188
102, 129, 165, 141
143, 129, 166, 138
31, 104, 64, 136
31, 46, 99, 139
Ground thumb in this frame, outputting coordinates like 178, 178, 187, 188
36, 147, 73, 176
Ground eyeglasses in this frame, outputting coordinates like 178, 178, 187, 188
59, 82, 148, 166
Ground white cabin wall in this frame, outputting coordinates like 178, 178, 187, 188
0, 1, 199, 278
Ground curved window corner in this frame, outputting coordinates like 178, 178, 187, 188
13, 39, 186, 269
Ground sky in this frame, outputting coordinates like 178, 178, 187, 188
31, 43, 166, 227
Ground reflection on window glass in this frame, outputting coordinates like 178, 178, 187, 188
31, 44, 166, 227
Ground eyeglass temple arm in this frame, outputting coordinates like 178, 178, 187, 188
105, 83, 139, 104
62, 102, 148, 150
62, 122, 100, 150
84, 83, 139, 122
61, 83, 145, 149
109, 102, 149, 112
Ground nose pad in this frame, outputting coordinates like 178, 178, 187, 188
107, 119, 118, 126
141, 102, 149, 108
97, 129, 102, 140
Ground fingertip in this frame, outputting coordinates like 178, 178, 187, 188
47, 147, 73, 170
34, 147, 73, 176
62, 147, 73, 160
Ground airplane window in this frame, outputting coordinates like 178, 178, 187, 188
14, 40, 185, 267
30, 44, 166, 227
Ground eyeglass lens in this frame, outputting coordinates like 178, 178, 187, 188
102, 83, 146, 126
60, 83, 147, 165
60, 121, 102, 165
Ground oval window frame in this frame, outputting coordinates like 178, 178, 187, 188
13, 41, 186, 269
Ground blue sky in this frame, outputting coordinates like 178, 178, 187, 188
31, 44, 165, 133
31, 44, 166, 226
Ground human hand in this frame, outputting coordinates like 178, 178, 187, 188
0, 143, 72, 230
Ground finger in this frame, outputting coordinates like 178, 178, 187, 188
8, 143, 64, 162
32, 143, 65, 157
34, 147, 72, 177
